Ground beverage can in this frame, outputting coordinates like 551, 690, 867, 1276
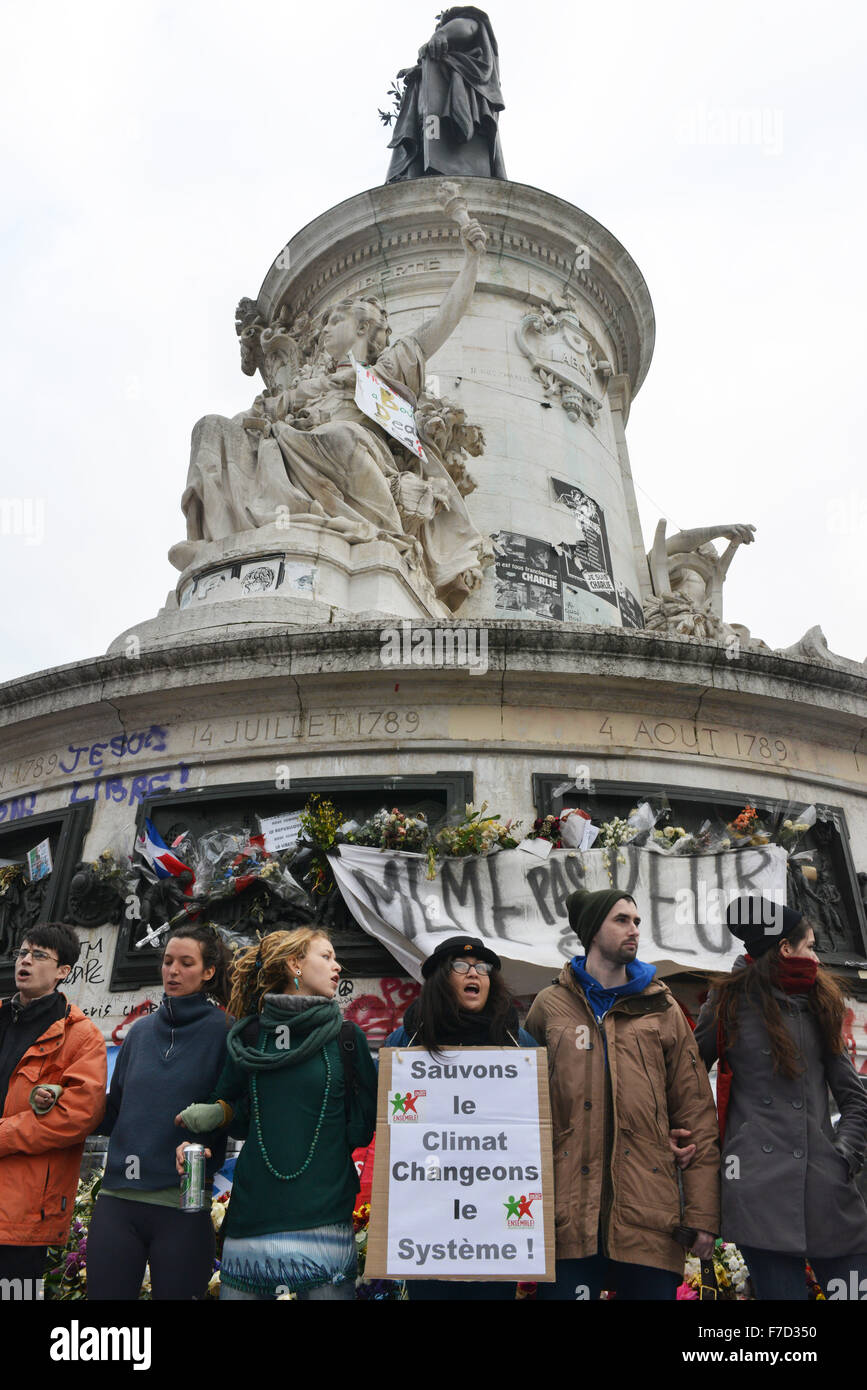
180, 1143, 206, 1212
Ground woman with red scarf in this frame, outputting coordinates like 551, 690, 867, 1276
695, 896, 867, 1299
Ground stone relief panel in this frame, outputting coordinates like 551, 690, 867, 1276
516, 295, 612, 424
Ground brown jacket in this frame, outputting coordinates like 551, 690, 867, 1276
0, 1000, 106, 1246
526, 963, 719, 1274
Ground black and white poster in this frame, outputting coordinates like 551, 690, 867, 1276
550, 478, 617, 606
492, 531, 564, 620
617, 582, 645, 629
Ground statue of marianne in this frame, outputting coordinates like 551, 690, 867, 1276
174, 217, 492, 613
386, 7, 506, 183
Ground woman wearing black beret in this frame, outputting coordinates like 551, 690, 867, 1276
384, 935, 537, 1300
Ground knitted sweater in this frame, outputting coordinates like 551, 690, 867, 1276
101, 992, 229, 1194
214, 996, 377, 1240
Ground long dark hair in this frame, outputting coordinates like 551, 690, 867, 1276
164, 924, 233, 1007
712, 917, 846, 1079
415, 957, 516, 1056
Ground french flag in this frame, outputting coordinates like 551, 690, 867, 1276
137, 818, 194, 891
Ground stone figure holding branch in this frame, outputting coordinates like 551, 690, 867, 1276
386, 7, 506, 182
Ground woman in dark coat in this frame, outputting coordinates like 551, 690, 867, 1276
695, 897, 867, 1299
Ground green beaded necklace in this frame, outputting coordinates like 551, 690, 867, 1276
250, 1045, 332, 1181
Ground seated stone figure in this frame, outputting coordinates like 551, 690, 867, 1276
174, 219, 491, 613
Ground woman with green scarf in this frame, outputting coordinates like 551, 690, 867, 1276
175, 927, 377, 1300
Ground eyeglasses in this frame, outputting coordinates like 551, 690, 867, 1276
450, 959, 493, 976
15, 948, 59, 963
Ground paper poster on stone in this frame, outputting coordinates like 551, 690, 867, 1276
617, 582, 645, 629
551, 478, 617, 605
352, 356, 427, 461
491, 531, 563, 620
258, 810, 303, 852
26, 837, 53, 882
282, 563, 316, 597
366, 1047, 555, 1281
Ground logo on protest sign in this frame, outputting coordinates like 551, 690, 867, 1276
389, 1089, 426, 1122
352, 355, 428, 461
503, 1192, 541, 1229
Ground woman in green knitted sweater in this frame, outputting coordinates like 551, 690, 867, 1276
176, 927, 377, 1300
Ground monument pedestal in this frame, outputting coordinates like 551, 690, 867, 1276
111, 521, 449, 653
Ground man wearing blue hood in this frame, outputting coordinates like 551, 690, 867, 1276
526, 889, 720, 1299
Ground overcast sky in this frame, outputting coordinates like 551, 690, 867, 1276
1, 0, 865, 686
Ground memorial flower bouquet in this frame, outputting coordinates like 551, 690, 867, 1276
0, 862, 24, 896
651, 824, 690, 850
353, 1200, 405, 1300
726, 804, 770, 846
596, 815, 637, 851
297, 794, 344, 894
774, 804, 816, 854
348, 807, 431, 854
435, 802, 523, 859
679, 1240, 749, 1300
527, 814, 564, 847
90, 847, 135, 884
44, 1173, 102, 1301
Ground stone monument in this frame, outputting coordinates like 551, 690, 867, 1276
0, 11, 864, 1058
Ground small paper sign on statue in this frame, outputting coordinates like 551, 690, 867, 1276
366, 1047, 555, 1282
351, 355, 428, 462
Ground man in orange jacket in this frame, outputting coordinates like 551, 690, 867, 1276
0, 922, 106, 1297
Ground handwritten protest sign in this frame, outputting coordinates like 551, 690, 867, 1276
331, 843, 789, 992
366, 1047, 554, 1281
352, 356, 427, 461
258, 809, 303, 853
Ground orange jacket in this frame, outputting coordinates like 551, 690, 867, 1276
0, 999, 106, 1246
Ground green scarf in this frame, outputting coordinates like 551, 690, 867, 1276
227, 995, 343, 1071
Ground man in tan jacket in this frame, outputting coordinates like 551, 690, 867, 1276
526, 889, 719, 1299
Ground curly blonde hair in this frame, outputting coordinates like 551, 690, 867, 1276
227, 926, 330, 1019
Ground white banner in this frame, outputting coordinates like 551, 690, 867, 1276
331, 843, 789, 992
367, 1047, 554, 1281
352, 356, 427, 461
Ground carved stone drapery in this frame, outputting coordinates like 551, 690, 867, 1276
516, 299, 611, 424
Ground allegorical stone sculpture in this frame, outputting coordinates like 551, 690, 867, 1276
385, 7, 505, 182
643, 521, 756, 640
172, 191, 493, 613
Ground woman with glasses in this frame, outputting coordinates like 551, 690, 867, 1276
384, 935, 537, 1300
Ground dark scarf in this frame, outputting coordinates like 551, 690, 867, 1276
227, 993, 343, 1071
776, 957, 818, 994
401, 998, 521, 1048
0, 990, 67, 1112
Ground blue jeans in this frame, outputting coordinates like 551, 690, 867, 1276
536, 1256, 680, 1301
739, 1246, 867, 1301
